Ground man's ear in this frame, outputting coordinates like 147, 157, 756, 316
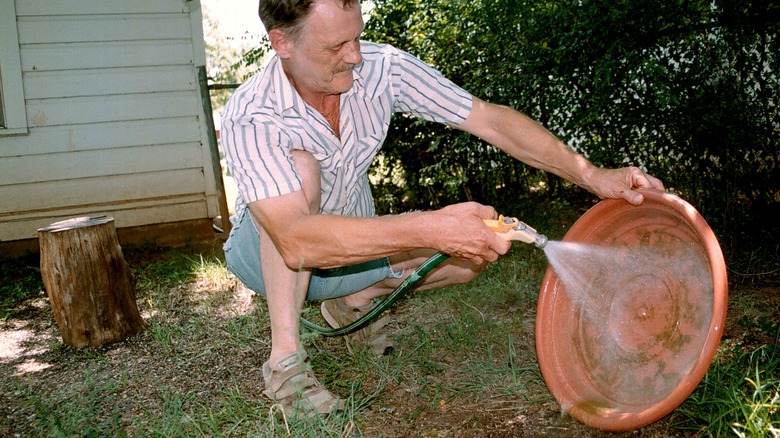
268, 29, 291, 58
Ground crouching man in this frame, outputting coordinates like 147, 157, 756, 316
220, 0, 664, 417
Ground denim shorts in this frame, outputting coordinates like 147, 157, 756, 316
223, 208, 401, 301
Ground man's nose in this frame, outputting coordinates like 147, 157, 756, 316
344, 40, 362, 65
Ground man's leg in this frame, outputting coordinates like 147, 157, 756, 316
258, 224, 310, 365
260, 150, 321, 367
258, 150, 345, 416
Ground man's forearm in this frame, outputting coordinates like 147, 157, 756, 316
272, 212, 432, 269
250, 200, 506, 270
459, 98, 598, 193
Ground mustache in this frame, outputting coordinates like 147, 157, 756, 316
334, 64, 357, 74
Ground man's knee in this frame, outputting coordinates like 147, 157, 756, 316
423, 258, 484, 288
390, 250, 484, 288
291, 149, 321, 214
447, 262, 484, 285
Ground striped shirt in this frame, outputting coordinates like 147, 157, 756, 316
221, 41, 473, 220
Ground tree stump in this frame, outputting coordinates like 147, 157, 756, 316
38, 215, 146, 348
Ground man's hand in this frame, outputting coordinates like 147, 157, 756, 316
586, 166, 665, 205
431, 202, 512, 265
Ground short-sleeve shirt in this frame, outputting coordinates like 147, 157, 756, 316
220, 41, 473, 220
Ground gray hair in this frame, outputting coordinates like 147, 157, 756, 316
258, 0, 360, 41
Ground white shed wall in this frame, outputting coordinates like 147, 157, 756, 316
0, 0, 219, 242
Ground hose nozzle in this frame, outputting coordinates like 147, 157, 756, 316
483, 215, 549, 249
514, 221, 549, 249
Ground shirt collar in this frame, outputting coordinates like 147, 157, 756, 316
347, 61, 366, 99
271, 56, 308, 118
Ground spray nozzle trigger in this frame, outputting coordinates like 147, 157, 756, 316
483, 215, 548, 249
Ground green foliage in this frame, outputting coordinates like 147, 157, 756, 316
202, 5, 267, 110
362, 0, 779, 256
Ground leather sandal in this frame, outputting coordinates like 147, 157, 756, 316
321, 299, 394, 356
262, 350, 344, 418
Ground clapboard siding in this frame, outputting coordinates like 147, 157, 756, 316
2, 142, 204, 186
0, 117, 202, 158
1, 169, 206, 216
5, 196, 206, 225
1, 199, 208, 242
20, 40, 194, 72
25, 91, 199, 127
23, 66, 197, 100
17, 14, 192, 45
0, 0, 221, 244
16, 0, 188, 17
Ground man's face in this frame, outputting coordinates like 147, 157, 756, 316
281, 0, 364, 98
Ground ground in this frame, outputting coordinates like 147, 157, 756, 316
0, 237, 777, 437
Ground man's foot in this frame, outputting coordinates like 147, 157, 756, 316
262, 350, 345, 418
321, 299, 394, 356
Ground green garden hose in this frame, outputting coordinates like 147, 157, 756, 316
300, 251, 451, 336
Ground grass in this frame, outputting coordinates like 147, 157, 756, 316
0, 252, 45, 320
673, 327, 780, 437
15, 368, 125, 437
1, 234, 778, 436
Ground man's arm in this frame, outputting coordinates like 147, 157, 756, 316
249, 191, 511, 270
457, 97, 664, 205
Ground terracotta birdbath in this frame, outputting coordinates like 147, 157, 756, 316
535, 189, 727, 432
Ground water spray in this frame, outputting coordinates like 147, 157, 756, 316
301, 213, 547, 336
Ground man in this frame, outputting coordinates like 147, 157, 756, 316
221, 0, 664, 417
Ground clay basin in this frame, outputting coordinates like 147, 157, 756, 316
535, 189, 727, 432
